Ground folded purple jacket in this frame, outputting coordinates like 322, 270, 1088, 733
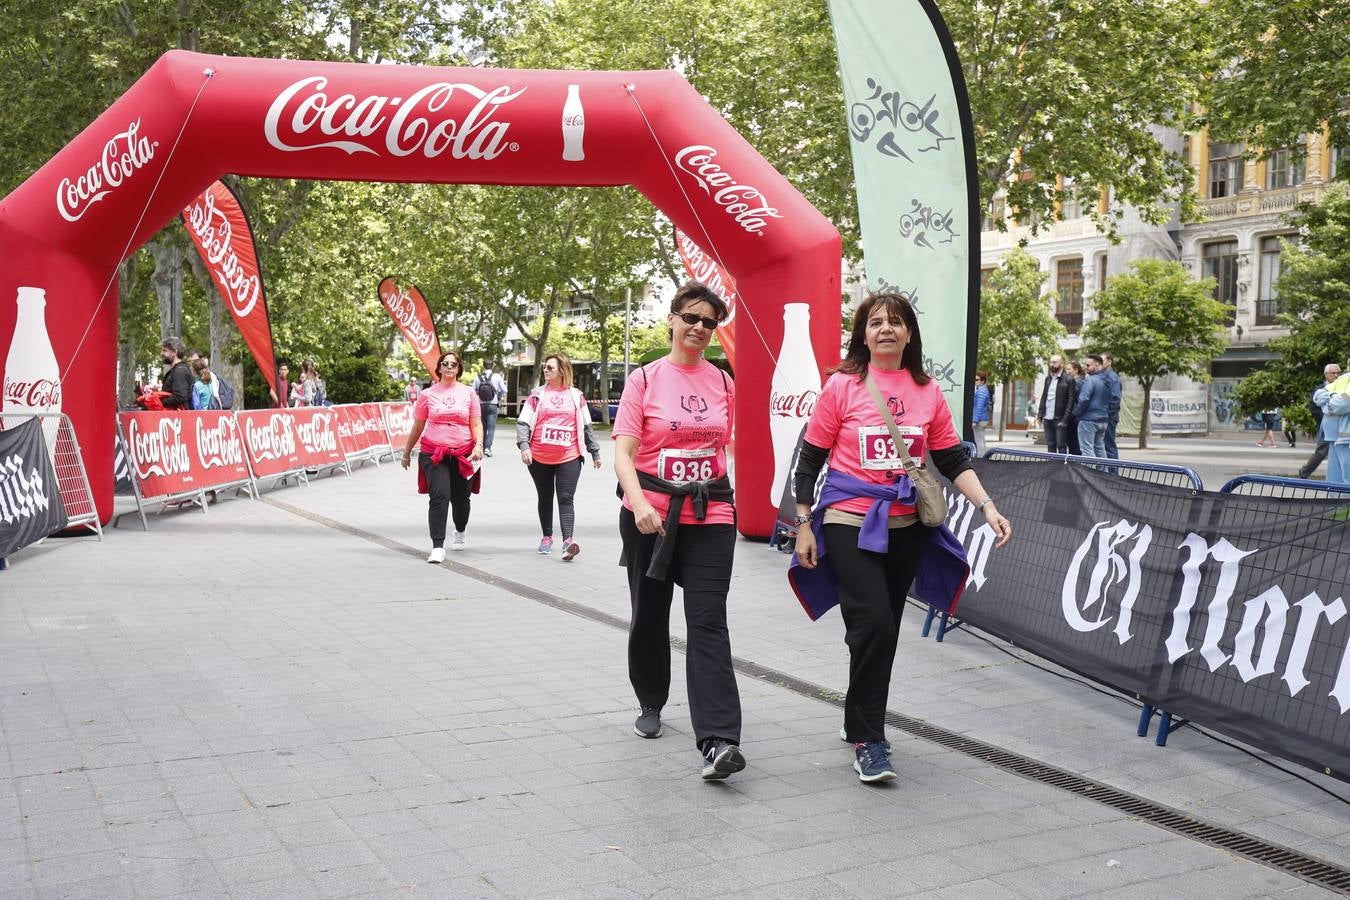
787, 468, 970, 621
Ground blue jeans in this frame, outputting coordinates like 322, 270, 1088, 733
1078, 420, 1108, 458
482, 403, 499, 451
1104, 417, 1119, 459
1329, 443, 1350, 485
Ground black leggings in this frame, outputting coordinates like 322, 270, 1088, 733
528, 457, 583, 538
823, 522, 930, 743
419, 452, 471, 545
620, 507, 741, 748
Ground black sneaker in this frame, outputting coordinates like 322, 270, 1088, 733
700, 740, 746, 780
854, 741, 897, 783
839, 725, 891, 754
634, 707, 662, 739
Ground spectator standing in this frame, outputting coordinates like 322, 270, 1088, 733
276, 364, 290, 409
1101, 352, 1122, 459
405, 379, 421, 404
473, 362, 507, 457
1315, 361, 1350, 484
1299, 362, 1342, 478
970, 372, 992, 457
1064, 361, 1085, 455
1073, 354, 1109, 458
189, 358, 220, 410
1037, 355, 1074, 453
159, 338, 192, 410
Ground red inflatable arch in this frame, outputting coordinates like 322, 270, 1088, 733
0, 50, 840, 537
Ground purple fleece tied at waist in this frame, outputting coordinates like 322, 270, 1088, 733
787, 468, 969, 621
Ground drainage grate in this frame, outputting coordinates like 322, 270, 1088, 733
268, 497, 1350, 895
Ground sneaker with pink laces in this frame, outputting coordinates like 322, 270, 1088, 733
537, 536, 553, 555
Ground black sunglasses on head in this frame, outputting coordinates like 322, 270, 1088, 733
676, 312, 719, 330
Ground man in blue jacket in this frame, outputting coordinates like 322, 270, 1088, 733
1101, 352, 1123, 459
1074, 354, 1110, 459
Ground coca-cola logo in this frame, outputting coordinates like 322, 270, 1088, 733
196, 416, 244, 469
184, 191, 262, 318
384, 404, 414, 440
673, 145, 783, 236
676, 232, 738, 326
769, 389, 818, 419
127, 417, 191, 480
264, 77, 524, 160
378, 286, 438, 355
296, 412, 339, 455
3, 377, 61, 409
244, 414, 297, 462
56, 119, 158, 223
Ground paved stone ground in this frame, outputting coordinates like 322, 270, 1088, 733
1, 437, 1346, 898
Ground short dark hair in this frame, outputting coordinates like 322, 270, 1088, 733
670, 281, 729, 322
1088, 353, 1104, 365
162, 337, 186, 359
436, 350, 463, 378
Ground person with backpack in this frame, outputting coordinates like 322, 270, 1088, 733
473, 362, 506, 456
189, 358, 221, 410
613, 281, 745, 781
516, 352, 601, 561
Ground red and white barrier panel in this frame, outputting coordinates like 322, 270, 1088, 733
235, 407, 346, 483
117, 411, 252, 504
360, 403, 393, 455
382, 402, 413, 450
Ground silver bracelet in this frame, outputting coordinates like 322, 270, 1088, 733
977, 497, 994, 512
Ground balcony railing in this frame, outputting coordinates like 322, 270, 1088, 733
1195, 183, 1326, 223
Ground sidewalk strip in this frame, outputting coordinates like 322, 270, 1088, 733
263, 496, 1350, 895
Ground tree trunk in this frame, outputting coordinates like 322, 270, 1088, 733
146, 240, 177, 342
597, 313, 612, 424
999, 380, 1011, 442
1139, 379, 1152, 450
185, 250, 245, 408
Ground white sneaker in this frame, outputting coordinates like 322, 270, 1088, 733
451, 531, 467, 551
427, 547, 445, 564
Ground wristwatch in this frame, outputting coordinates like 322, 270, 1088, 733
793, 513, 812, 526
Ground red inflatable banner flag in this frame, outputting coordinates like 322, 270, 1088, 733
674, 228, 738, 370
378, 277, 442, 379
181, 180, 279, 398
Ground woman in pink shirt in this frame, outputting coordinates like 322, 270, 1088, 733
516, 352, 602, 560
613, 282, 744, 781
792, 293, 1011, 783
400, 350, 483, 562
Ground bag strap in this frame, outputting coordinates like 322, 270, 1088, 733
862, 373, 920, 473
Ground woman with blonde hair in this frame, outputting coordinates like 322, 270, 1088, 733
517, 352, 601, 559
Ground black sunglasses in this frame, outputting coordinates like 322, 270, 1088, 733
676, 312, 719, 330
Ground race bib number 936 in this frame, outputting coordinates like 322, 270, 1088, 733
657, 447, 717, 483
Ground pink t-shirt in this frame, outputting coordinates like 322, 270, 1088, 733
527, 386, 584, 465
613, 357, 735, 526
803, 365, 961, 517
414, 381, 480, 450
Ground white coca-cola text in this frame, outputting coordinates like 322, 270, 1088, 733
128, 417, 191, 480
379, 287, 438, 355
384, 404, 414, 443
673, 145, 783, 236
184, 190, 262, 318
195, 416, 244, 469
769, 389, 818, 419
56, 120, 158, 223
264, 77, 524, 160
2, 377, 61, 409
297, 412, 339, 455
244, 414, 297, 462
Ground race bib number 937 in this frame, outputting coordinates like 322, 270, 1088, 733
857, 424, 924, 470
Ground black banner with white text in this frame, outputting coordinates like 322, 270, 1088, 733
0, 417, 69, 556
947, 460, 1350, 781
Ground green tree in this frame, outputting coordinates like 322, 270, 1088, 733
1204, 0, 1350, 174
1233, 184, 1350, 421
1082, 258, 1229, 449
976, 248, 1065, 440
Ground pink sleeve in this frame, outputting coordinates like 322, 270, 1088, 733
724, 374, 735, 445
927, 383, 962, 450
413, 391, 429, 422
803, 373, 844, 448
613, 367, 647, 440
469, 390, 482, 418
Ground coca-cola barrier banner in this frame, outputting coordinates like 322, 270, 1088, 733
674, 228, 737, 370
377, 278, 441, 379
182, 180, 278, 398
944, 460, 1350, 781
235, 406, 344, 478
119, 410, 250, 498
0, 50, 842, 535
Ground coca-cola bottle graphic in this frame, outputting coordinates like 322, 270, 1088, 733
768, 302, 821, 507
3, 286, 63, 463
562, 84, 585, 162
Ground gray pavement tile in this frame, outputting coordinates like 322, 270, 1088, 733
24, 825, 116, 860
34, 874, 136, 900
885, 851, 986, 892
344, 808, 427, 839
211, 849, 304, 885
227, 873, 325, 900
20, 803, 108, 837
405, 874, 503, 898
29, 850, 123, 887
922, 876, 1022, 899
360, 826, 452, 862
292, 839, 381, 872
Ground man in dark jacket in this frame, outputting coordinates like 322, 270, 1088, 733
1101, 352, 1123, 459
1037, 355, 1075, 453
160, 337, 192, 410
1074, 354, 1110, 458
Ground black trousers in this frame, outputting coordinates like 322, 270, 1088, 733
619, 507, 741, 747
419, 452, 471, 545
1299, 441, 1329, 479
824, 522, 930, 743
528, 457, 583, 538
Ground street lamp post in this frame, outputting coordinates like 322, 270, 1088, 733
624, 286, 632, 372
